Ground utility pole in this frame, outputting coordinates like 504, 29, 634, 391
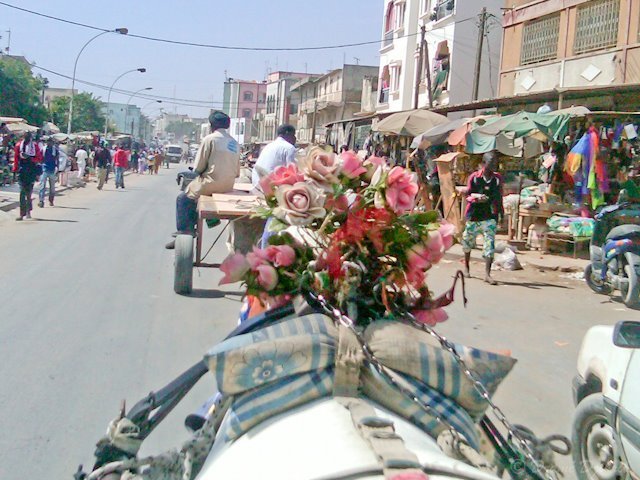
310, 99, 318, 144
472, 7, 487, 103
414, 25, 425, 110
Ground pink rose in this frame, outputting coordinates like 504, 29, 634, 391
247, 247, 271, 270
274, 182, 326, 226
407, 243, 432, 272
259, 164, 305, 197
340, 151, 367, 179
364, 156, 386, 169
438, 222, 456, 250
219, 253, 250, 285
256, 264, 278, 291
425, 231, 445, 264
266, 245, 296, 267
385, 166, 419, 214
412, 307, 448, 326
390, 473, 430, 480
300, 147, 340, 190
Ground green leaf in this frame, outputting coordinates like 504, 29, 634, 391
268, 218, 289, 233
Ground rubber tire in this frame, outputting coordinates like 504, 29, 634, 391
621, 255, 640, 308
174, 234, 194, 294
572, 393, 621, 480
585, 264, 612, 295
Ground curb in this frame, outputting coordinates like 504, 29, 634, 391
0, 171, 134, 213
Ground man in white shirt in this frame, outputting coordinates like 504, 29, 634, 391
75, 145, 88, 180
251, 124, 296, 188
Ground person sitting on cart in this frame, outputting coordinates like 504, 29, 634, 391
166, 111, 239, 250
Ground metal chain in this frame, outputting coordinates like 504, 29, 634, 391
309, 292, 557, 480
403, 312, 557, 480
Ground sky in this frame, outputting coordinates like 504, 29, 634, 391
0, 0, 383, 119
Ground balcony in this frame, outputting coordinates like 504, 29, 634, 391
433, 0, 454, 22
382, 30, 393, 49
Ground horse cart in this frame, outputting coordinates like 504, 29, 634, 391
173, 183, 259, 294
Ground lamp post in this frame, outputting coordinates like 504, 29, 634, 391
141, 99, 162, 111
67, 27, 128, 134
125, 87, 152, 138
104, 67, 146, 138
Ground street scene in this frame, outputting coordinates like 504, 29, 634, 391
2, 1, 640, 480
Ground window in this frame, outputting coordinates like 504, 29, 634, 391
574, 0, 620, 55
243, 108, 252, 118
421, 0, 431, 14
394, 2, 406, 30
390, 64, 402, 92
243, 91, 253, 101
259, 93, 266, 103
379, 65, 390, 104
433, 0, 454, 21
384, 2, 395, 32
521, 14, 560, 65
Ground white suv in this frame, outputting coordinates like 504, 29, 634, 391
572, 321, 640, 479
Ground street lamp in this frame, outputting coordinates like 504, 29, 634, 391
67, 27, 128, 134
103, 67, 146, 138
125, 87, 152, 137
141, 99, 162, 111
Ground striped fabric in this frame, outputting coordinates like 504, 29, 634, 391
204, 313, 516, 449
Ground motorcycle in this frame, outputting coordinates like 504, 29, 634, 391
584, 194, 640, 308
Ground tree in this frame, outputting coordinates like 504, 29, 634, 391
165, 121, 197, 140
49, 93, 106, 133
0, 56, 47, 126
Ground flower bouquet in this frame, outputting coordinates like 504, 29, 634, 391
220, 147, 456, 327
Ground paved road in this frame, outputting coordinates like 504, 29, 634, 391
1, 168, 639, 479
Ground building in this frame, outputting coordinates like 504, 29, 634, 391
499, 0, 640, 110
43, 88, 77, 109
259, 71, 311, 142
102, 102, 144, 138
377, 0, 502, 113
223, 78, 267, 144
291, 65, 379, 143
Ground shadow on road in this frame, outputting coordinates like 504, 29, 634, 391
498, 280, 571, 290
32, 218, 79, 223
53, 206, 89, 210
181, 289, 245, 299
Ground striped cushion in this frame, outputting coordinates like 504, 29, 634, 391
204, 313, 515, 449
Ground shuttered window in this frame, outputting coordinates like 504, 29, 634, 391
521, 14, 560, 65
574, 0, 620, 55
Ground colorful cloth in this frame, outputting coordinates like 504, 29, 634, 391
462, 219, 497, 258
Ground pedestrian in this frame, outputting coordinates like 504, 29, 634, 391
138, 151, 147, 174
131, 149, 139, 172
13, 132, 42, 221
153, 149, 163, 174
166, 111, 239, 249
75, 144, 88, 181
251, 124, 296, 187
94, 143, 111, 190
58, 144, 69, 186
113, 145, 129, 189
147, 151, 155, 174
462, 151, 504, 285
38, 137, 59, 207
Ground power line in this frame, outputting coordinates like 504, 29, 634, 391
0, 1, 415, 51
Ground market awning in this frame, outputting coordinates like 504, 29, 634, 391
0, 116, 26, 124
373, 109, 448, 137
5, 122, 38, 134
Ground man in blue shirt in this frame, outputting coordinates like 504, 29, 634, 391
38, 137, 59, 208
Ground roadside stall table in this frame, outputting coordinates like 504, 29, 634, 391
174, 186, 260, 294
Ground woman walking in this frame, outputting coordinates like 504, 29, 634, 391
13, 132, 42, 221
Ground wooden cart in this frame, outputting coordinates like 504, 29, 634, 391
174, 184, 259, 294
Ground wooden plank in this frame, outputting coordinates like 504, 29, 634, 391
436, 161, 462, 232
198, 191, 260, 220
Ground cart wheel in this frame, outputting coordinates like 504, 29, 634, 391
174, 234, 194, 294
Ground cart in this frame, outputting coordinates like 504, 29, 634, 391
174, 183, 259, 294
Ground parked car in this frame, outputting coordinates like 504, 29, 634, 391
572, 320, 640, 479
165, 144, 183, 163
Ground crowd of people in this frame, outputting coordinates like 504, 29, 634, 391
0, 127, 177, 221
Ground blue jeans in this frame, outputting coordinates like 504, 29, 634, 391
115, 166, 125, 188
176, 192, 197, 234
39, 171, 57, 203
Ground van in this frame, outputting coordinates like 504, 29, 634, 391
165, 144, 183, 163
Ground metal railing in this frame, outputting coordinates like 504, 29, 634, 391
382, 30, 393, 48
574, 0, 620, 55
521, 14, 560, 65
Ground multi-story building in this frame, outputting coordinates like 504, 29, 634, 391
223, 78, 267, 144
43, 87, 77, 109
102, 102, 144, 137
377, 0, 502, 113
258, 71, 310, 142
499, 0, 640, 109
291, 65, 379, 143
